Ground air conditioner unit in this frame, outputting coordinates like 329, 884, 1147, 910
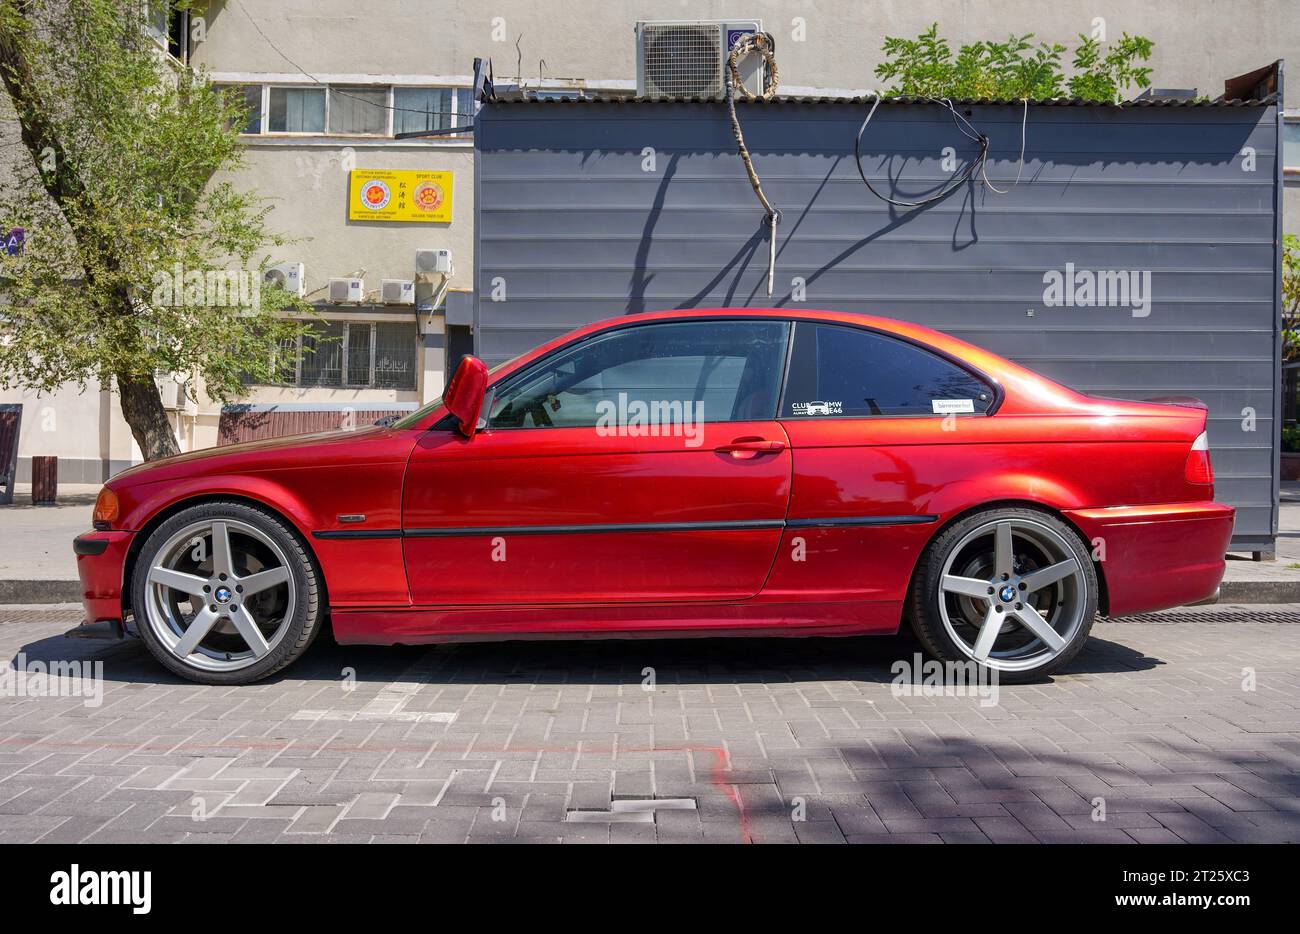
157, 377, 183, 410
156, 375, 197, 415
264, 261, 305, 297
328, 277, 365, 303
381, 278, 415, 305
635, 20, 764, 99
415, 248, 453, 275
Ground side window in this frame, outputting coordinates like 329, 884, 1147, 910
488, 320, 789, 429
781, 323, 993, 418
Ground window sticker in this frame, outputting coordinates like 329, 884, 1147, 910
932, 399, 976, 414
791, 400, 843, 416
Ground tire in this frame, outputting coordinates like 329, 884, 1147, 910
130, 500, 324, 685
909, 506, 1098, 683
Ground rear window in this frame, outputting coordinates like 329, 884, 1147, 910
781, 322, 994, 418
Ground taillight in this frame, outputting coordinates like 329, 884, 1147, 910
92, 488, 119, 530
1185, 431, 1213, 485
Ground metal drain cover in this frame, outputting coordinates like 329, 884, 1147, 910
1103, 610, 1300, 624
565, 798, 697, 823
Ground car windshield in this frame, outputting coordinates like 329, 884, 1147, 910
387, 355, 520, 429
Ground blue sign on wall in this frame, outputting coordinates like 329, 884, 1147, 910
725, 29, 752, 50
3, 228, 24, 256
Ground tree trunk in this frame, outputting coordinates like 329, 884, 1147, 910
117, 371, 180, 461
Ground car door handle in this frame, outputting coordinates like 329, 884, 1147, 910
715, 438, 786, 459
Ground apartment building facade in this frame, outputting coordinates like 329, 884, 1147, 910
3, 0, 1299, 483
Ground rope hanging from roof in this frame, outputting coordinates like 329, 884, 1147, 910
725, 32, 780, 296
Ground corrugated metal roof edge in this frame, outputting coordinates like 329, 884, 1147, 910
489, 93, 1278, 108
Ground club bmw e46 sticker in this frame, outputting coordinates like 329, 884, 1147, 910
791, 400, 843, 416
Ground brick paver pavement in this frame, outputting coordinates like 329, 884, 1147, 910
0, 604, 1297, 843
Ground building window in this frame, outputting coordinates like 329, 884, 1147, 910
222, 83, 473, 138
329, 86, 389, 135
299, 321, 345, 386
259, 321, 418, 390
146, 2, 169, 41
215, 84, 263, 134
1285, 113, 1300, 176
268, 86, 326, 133
394, 87, 474, 137
373, 322, 419, 388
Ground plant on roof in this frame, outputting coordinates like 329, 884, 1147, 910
876, 23, 1153, 102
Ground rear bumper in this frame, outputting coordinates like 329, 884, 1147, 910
1062, 502, 1235, 616
72, 530, 134, 632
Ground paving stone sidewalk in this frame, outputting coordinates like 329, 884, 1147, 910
0, 603, 1297, 843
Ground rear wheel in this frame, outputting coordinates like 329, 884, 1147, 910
131, 501, 323, 685
910, 507, 1097, 683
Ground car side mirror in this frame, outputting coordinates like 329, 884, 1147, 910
444, 355, 489, 439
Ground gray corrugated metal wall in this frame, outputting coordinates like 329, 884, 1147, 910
474, 98, 1281, 550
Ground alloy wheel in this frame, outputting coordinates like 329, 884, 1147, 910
141, 518, 296, 673
937, 517, 1089, 673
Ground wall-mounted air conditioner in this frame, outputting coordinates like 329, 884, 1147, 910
328, 277, 365, 303
416, 248, 453, 275
157, 377, 183, 410
635, 20, 764, 99
381, 279, 415, 305
264, 261, 305, 297
157, 375, 197, 416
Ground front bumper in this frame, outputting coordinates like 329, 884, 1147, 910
71, 530, 134, 636
1062, 501, 1235, 616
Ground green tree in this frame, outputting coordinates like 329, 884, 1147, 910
876, 23, 1153, 102
1283, 234, 1300, 365
0, 0, 306, 460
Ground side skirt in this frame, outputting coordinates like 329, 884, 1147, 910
330, 599, 903, 645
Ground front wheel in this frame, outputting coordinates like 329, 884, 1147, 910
909, 507, 1098, 683
130, 501, 323, 684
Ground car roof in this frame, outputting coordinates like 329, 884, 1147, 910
487, 308, 1070, 415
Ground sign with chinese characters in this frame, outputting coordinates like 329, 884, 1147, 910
348, 170, 452, 223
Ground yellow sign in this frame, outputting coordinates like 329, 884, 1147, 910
348, 169, 453, 223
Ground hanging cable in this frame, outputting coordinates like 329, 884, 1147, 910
725, 32, 780, 296
855, 95, 1029, 207
981, 98, 1029, 194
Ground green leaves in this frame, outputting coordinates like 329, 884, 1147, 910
1283, 234, 1300, 366
876, 23, 1154, 102
0, 0, 311, 441
1068, 33, 1154, 102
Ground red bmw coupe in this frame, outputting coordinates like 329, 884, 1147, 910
71, 309, 1234, 685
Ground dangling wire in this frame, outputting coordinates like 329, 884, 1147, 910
855, 95, 1029, 207
981, 98, 1029, 194
725, 32, 780, 296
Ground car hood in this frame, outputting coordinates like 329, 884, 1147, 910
108, 425, 399, 487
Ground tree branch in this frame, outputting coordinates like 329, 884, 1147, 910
0, 0, 110, 276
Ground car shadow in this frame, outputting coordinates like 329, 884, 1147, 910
11, 626, 1164, 689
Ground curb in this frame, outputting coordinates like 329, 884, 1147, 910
1218, 580, 1300, 604
0, 580, 82, 604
